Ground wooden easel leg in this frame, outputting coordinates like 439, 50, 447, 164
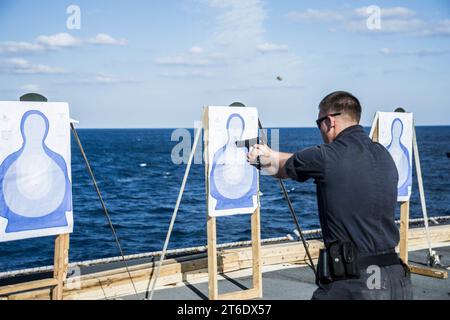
399, 202, 410, 264
52, 234, 69, 300
207, 216, 218, 300
251, 208, 262, 297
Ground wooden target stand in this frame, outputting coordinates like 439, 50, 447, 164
0, 94, 70, 300
203, 108, 263, 300
370, 110, 448, 279
0, 234, 69, 300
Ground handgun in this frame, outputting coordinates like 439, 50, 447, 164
235, 137, 262, 170
235, 137, 260, 150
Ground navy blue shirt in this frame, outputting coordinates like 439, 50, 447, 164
284, 125, 400, 255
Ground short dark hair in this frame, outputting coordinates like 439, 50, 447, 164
319, 91, 362, 123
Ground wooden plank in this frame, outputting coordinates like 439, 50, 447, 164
218, 288, 260, 301
204, 107, 219, 300
222, 239, 324, 259
409, 265, 448, 279
223, 248, 322, 273
399, 201, 410, 263
251, 208, 262, 298
207, 216, 218, 300
0, 278, 58, 296
7, 288, 51, 300
370, 114, 379, 142
74, 253, 206, 283
408, 225, 450, 239
52, 233, 69, 300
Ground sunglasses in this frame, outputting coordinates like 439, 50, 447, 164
316, 112, 341, 128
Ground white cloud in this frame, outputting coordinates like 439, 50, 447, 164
86, 75, 139, 85
346, 18, 426, 34
427, 19, 450, 36
257, 42, 289, 53
380, 48, 450, 57
155, 45, 231, 79
354, 6, 416, 19
439, 19, 450, 30
287, 9, 344, 22
54, 74, 138, 86
189, 46, 205, 54
88, 33, 128, 46
289, 6, 449, 37
226, 83, 304, 92
159, 70, 215, 78
0, 58, 66, 74
155, 56, 213, 66
36, 33, 82, 48
383, 6, 415, 18
0, 33, 128, 55
156, 0, 303, 91
292, 5, 415, 24
0, 41, 45, 54
93, 75, 122, 84
206, 0, 266, 53
155, 46, 229, 69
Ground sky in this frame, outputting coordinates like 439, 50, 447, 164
0, 0, 449, 128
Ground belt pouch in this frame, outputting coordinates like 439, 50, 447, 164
329, 242, 346, 278
317, 248, 333, 284
342, 242, 360, 278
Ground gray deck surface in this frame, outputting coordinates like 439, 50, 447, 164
122, 246, 450, 300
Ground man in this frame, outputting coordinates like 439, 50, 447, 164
248, 91, 413, 300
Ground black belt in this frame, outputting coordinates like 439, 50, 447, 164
358, 252, 402, 270
317, 243, 403, 285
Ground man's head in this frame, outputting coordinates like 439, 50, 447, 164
317, 91, 362, 143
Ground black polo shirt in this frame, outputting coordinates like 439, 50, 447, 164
284, 125, 400, 255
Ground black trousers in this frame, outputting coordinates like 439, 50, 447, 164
312, 264, 413, 300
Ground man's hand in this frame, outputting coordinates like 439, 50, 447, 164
247, 144, 294, 179
247, 144, 279, 176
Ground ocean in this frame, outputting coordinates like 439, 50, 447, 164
0, 127, 449, 272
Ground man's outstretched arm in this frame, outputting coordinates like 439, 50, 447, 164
248, 144, 324, 182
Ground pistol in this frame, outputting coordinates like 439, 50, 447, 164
235, 137, 260, 150
235, 137, 262, 170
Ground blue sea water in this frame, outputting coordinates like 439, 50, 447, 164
0, 127, 449, 272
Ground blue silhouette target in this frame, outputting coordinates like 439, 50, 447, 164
0, 110, 72, 234
386, 118, 412, 198
377, 112, 413, 202
209, 113, 258, 212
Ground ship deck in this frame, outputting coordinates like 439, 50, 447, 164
0, 223, 449, 300
129, 245, 450, 300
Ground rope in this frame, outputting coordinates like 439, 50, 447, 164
146, 125, 203, 300
70, 123, 140, 299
